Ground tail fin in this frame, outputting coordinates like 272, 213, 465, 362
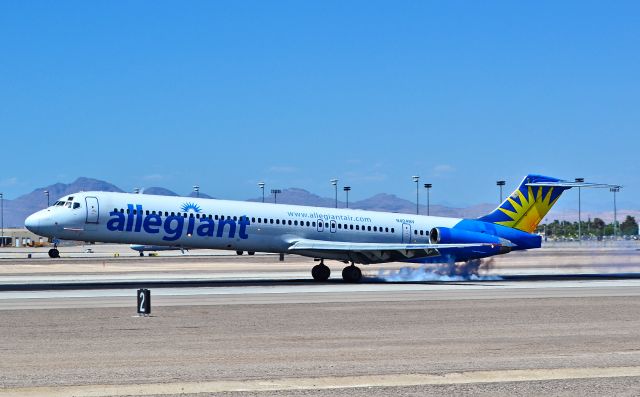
478, 174, 570, 233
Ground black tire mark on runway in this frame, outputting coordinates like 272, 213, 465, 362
2, 273, 640, 291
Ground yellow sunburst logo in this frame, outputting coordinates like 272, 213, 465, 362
495, 186, 560, 233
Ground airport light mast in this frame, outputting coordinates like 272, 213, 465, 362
575, 178, 584, 242
44, 190, 49, 207
424, 183, 432, 216
330, 179, 338, 208
258, 182, 265, 203
193, 185, 200, 198
610, 186, 620, 238
343, 186, 351, 208
412, 176, 420, 214
271, 189, 281, 204
496, 180, 506, 203
0, 192, 3, 248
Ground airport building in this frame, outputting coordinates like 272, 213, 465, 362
0, 228, 48, 247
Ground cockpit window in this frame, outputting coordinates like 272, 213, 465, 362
56, 201, 65, 206
73, 203, 81, 209
65, 202, 72, 208
67, 197, 74, 201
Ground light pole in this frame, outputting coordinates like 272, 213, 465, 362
271, 189, 281, 204
193, 185, 200, 198
44, 190, 49, 207
133, 188, 140, 194
575, 178, 584, 242
610, 186, 620, 238
343, 186, 351, 208
330, 179, 338, 208
496, 180, 506, 203
423, 183, 432, 216
0, 192, 3, 248
258, 182, 265, 203
412, 176, 419, 214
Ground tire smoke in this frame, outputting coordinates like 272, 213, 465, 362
375, 258, 502, 282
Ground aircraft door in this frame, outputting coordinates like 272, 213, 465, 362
316, 219, 324, 232
330, 220, 337, 233
85, 196, 99, 224
402, 223, 411, 243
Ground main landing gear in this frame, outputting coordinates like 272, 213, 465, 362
342, 263, 362, 283
311, 260, 331, 282
311, 260, 362, 283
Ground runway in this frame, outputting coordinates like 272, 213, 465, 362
0, 246, 639, 396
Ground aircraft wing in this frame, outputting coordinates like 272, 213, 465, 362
287, 238, 495, 264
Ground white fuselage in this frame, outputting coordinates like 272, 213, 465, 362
25, 191, 462, 259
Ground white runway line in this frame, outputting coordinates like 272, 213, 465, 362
3, 366, 640, 396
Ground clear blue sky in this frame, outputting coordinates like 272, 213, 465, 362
1, 1, 638, 211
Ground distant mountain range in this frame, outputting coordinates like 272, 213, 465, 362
1, 177, 635, 227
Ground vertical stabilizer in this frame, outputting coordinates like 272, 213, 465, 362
478, 175, 570, 233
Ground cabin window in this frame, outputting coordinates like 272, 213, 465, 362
338, 223, 342, 229
356, 225, 359, 230
312, 221, 316, 227
325, 222, 329, 228
270, 219, 274, 224
287, 220, 292, 225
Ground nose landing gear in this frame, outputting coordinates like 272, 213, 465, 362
48, 243, 60, 258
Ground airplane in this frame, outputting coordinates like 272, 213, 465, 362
24, 174, 615, 283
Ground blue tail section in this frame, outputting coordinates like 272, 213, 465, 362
478, 174, 571, 233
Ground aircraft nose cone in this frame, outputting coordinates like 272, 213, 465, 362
24, 213, 41, 234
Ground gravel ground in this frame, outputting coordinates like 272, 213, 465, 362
1, 296, 639, 394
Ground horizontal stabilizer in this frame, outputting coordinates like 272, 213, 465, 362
526, 181, 620, 189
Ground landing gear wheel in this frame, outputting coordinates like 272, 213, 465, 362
248, 251, 255, 256
48, 248, 60, 258
236, 250, 244, 255
139, 252, 144, 257
311, 263, 331, 282
342, 265, 362, 283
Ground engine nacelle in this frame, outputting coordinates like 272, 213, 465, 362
430, 227, 503, 246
